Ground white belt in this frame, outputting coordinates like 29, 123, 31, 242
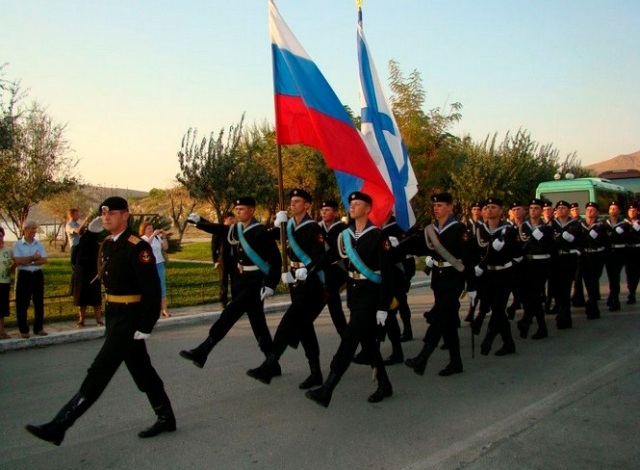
583, 247, 605, 253
559, 249, 580, 255
486, 261, 513, 271
238, 264, 260, 272
527, 254, 550, 260
348, 270, 380, 280
630, 244, 640, 248
612, 244, 627, 249
434, 260, 453, 267
290, 261, 305, 268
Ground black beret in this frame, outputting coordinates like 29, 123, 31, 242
629, 201, 639, 210
609, 200, 621, 208
234, 197, 256, 207
555, 200, 570, 209
430, 192, 453, 204
321, 200, 339, 209
100, 196, 128, 212
289, 188, 312, 203
570, 202, 580, 209
542, 199, 553, 208
485, 197, 503, 206
470, 201, 481, 209
348, 191, 372, 205
510, 201, 524, 209
530, 198, 544, 207
585, 202, 599, 210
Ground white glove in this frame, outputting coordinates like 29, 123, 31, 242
376, 310, 388, 326
492, 238, 505, 251
281, 272, 295, 284
468, 291, 477, 304
562, 231, 575, 242
513, 256, 523, 263
633, 221, 640, 232
425, 256, 435, 268
615, 226, 624, 234
474, 265, 484, 277
589, 229, 598, 240
88, 217, 103, 233
532, 227, 543, 240
260, 286, 274, 301
388, 236, 399, 248
187, 213, 200, 224
274, 211, 288, 228
295, 267, 308, 281
133, 331, 150, 340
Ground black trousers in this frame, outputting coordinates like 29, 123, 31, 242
217, 259, 236, 304
581, 252, 605, 307
481, 270, 513, 345
324, 265, 347, 336
15, 270, 45, 334
208, 280, 273, 355
424, 273, 465, 362
625, 247, 640, 299
521, 259, 549, 328
605, 248, 626, 301
271, 281, 326, 361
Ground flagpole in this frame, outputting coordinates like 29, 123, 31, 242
276, 143, 288, 272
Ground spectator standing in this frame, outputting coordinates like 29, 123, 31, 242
73, 222, 104, 327
140, 221, 170, 317
0, 226, 15, 339
12, 220, 48, 338
213, 212, 236, 307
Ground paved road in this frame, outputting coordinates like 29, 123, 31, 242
1, 282, 639, 469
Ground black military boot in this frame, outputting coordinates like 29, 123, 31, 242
179, 336, 216, 369
480, 326, 497, 356
627, 294, 636, 305
383, 341, 404, 365
368, 366, 393, 403
399, 324, 413, 342
298, 358, 323, 390
352, 349, 370, 365
585, 300, 600, 319
495, 341, 516, 356
246, 353, 279, 385
25, 392, 92, 446
609, 297, 621, 312
517, 314, 532, 339
138, 403, 176, 438
305, 371, 341, 408
404, 342, 436, 375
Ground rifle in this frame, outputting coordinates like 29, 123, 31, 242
467, 298, 478, 359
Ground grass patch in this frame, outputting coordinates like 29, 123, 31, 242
170, 242, 213, 262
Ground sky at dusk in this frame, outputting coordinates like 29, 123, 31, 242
2, 0, 639, 191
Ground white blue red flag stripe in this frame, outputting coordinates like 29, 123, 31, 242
269, 0, 394, 226
358, 8, 417, 230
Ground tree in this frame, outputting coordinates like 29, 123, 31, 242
0, 87, 78, 237
163, 185, 198, 244
176, 115, 276, 220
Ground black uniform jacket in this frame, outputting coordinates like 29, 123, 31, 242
273, 214, 326, 284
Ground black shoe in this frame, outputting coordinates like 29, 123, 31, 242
298, 373, 323, 390
572, 298, 586, 308
352, 351, 370, 365
627, 296, 636, 305
438, 362, 463, 376
246, 363, 273, 385
367, 383, 393, 403
531, 329, 548, 340
179, 349, 206, 369
138, 415, 176, 438
439, 343, 449, 350
383, 352, 404, 366
305, 387, 332, 408
516, 320, 529, 339
586, 313, 600, 319
404, 356, 427, 376
25, 423, 65, 446
609, 302, 621, 312
399, 331, 413, 342
480, 342, 491, 356
495, 344, 516, 356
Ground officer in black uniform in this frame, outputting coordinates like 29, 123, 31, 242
516, 198, 555, 339
26, 196, 176, 446
474, 198, 518, 356
401, 192, 476, 376
604, 201, 629, 312
305, 191, 395, 407
246, 189, 328, 389
624, 201, 640, 304
570, 202, 587, 307
317, 200, 348, 336
179, 197, 282, 371
550, 200, 582, 328
506, 201, 526, 319
578, 202, 608, 319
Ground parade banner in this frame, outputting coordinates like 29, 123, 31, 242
358, 6, 417, 230
269, 0, 394, 226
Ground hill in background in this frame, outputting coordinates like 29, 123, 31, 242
586, 150, 640, 174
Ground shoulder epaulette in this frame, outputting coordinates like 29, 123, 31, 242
127, 235, 141, 245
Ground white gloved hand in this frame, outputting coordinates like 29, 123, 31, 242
513, 256, 523, 263
88, 217, 103, 233
589, 229, 598, 240
467, 290, 477, 304
133, 331, 150, 340
474, 265, 484, 277
260, 286, 274, 301
615, 226, 624, 234
562, 231, 575, 242
281, 272, 295, 284
492, 238, 505, 251
295, 267, 308, 281
532, 227, 543, 240
187, 213, 200, 224
425, 256, 435, 268
633, 221, 640, 232
274, 211, 288, 228
376, 310, 388, 326
388, 236, 399, 248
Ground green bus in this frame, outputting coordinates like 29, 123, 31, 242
535, 177, 634, 212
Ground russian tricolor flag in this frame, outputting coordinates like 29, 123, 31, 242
358, 8, 418, 230
269, 0, 394, 226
